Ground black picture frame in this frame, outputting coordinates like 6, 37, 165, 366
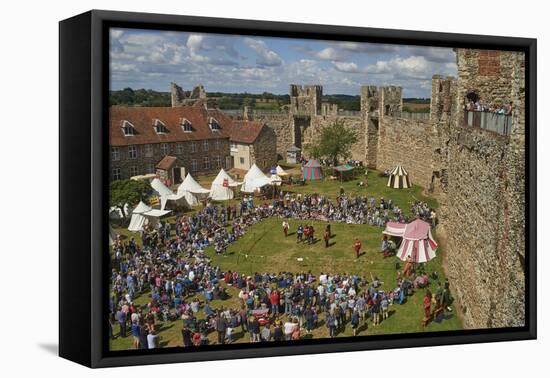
59, 9, 537, 368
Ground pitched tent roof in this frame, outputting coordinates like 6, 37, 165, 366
334, 164, 354, 172
384, 219, 438, 263
276, 165, 289, 176
210, 169, 242, 200
304, 159, 321, 168
241, 163, 272, 192
287, 145, 301, 152
109, 106, 232, 147
151, 178, 174, 197
387, 165, 411, 189
303, 160, 323, 180
178, 173, 210, 194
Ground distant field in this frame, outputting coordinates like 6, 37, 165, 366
403, 102, 430, 113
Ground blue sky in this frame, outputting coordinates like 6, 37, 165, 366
110, 28, 457, 97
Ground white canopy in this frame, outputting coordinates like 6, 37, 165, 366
241, 164, 272, 193
151, 178, 174, 197
276, 165, 289, 176
209, 169, 241, 200
128, 202, 171, 232
132, 201, 152, 214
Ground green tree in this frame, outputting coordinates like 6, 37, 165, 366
306, 120, 357, 165
109, 179, 152, 219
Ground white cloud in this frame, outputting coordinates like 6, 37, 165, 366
316, 47, 345, 61
244, 38, 283, 67
333, 61, 359, 73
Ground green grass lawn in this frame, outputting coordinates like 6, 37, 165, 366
109, 170, 461, 350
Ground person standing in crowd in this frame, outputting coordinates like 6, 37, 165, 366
354, 238, 362, 259
270, 289, 280, 315
115, 307, 126, 338
423, 289, 432, 323
282, 219, 289, 238
181, 325, 192, 347
147, 329, 159, 349
261, 323, 272, 342
351, 309, 360, 336
273, 321, 283, 342
284, 318, 296, 341
131, 321, 141, 349
215, 312, 227, 345
297, 224, 304, 243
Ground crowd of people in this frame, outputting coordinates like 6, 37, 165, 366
109, 193, 447, 350
464, 99, 513, 115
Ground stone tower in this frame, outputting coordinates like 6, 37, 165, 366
361, 85, 380, 169
289, 84, 322, 116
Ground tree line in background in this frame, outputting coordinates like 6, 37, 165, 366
109, 88, 430, 113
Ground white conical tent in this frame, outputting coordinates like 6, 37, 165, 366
176, 173, 210, 206
387, 165, 412, 189
276, 165, 289, 176
241, 164, 272, 193
209, 169, 241, 200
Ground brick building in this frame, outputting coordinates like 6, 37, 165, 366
109, 105, 233, 182
229, 120, 278, 171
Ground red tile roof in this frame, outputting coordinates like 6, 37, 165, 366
228, 120, 265, 144
109, 106, 231, 146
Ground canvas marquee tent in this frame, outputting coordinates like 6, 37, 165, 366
210, 169, 241, 200
383, 218, 438, 263
177, 173, 210, 206
387, 165, 411, 189
303, 159, 322, 181
241, 164, 272, 193
128, 201, 171, 232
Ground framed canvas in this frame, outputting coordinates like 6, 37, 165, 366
59, 10, 537, 368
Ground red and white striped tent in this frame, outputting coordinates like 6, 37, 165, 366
383, 218, 438, 263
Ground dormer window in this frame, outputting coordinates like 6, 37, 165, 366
208, 117, 221, 131
181, 118, 193, 132
121, 120, 136, 137
153, 119, 168, 134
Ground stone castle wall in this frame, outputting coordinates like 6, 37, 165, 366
440, 50, 526, 328
376, 117, 436, 190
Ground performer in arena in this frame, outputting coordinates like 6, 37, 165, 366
354, 238, 362, 258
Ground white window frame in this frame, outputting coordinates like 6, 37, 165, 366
203, 140, 209, 152
161, 143, 169, 156
176, 143, 184, 155
121, 120, 136, 136
191, 141, 197, 153
128, 145, 138, 159
111, 147, 120, 161
129, 166, 139, 177
191, 159, 198, 172
203, 156, 211, 170
153, 119, 168, 134
181, 118, 193, 132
